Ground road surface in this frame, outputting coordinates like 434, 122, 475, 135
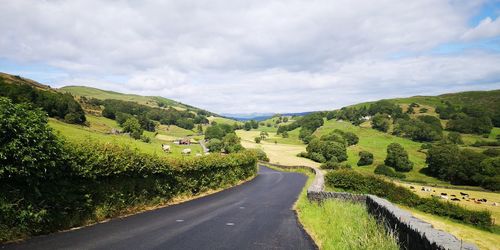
2, 166, 315, 250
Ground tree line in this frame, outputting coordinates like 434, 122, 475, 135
0, 78, 86, 124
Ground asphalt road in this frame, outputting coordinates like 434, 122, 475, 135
2, 166, 315, 250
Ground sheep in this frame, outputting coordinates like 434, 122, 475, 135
161, 144, 171, 153
182, 148, 192, 155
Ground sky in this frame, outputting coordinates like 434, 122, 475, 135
1, 0, 500, 114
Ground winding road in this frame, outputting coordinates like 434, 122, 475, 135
2, 166, 315, 250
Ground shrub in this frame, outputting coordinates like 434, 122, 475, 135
374, 164, 405, 179
246, 148, 269, 162
483, 148, 500, 157
446, 132, 463, 144
325, 170, 492, 227
472, 140, 500, 147
321, 160, 351, 170
385, 143, 413, 172
207, 138, 223, 152
357, 151, 373, 166
254, 137, 261, 143
371, 113, 390, 132
1, 140, 258, 242
309, 152, 326, 163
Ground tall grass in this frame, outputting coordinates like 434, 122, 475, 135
297, 199, 399, 250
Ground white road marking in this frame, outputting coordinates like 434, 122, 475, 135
226, 223, 235, 226
239, 206, 245, 209
176, 219, 184, 222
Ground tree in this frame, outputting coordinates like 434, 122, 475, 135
385, 143, 413, 172
406, 106, 415, 114
357, 151, 374, 166
222, 133, 243, 153
254, 137, 261, 143
283, 117, 289, 122
446, 132, 463, 144
426, 144, 461, 180
207, 138, 223, 152
281, 131, 289, 138
371, 113, 390, 132
260, 131, 268, 139
122, 117, 143, 139
244, 122, 252, 131
205, 125, 225, 140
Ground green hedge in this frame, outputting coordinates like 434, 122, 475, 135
0, 141, 257, 242
325, 170, 492, 228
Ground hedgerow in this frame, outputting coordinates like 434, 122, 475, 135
1, 141, 257, 241
325, 170, 493, 228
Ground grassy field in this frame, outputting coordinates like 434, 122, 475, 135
237, 130, 319, 167
403, 206, 500, 250
397, 182, 500, 225
314, 119, 448, 185
49, 116, 203, 157
207, 116, 242, 126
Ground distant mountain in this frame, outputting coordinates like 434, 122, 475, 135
223, 111, 315, 121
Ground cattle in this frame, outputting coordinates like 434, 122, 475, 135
440, 195, 449, 200
460, 192, 469, 196
195, 153, 202, 157
451, 198, 460, 201
182, 148, 192, 155
441, 193, 447, 196
451, 194, 456, 197
477, 198, 487, 203
410, 186, 415, 189
421, 187, 431, 192
492, 202, 498, 207
161, 144, 171, 153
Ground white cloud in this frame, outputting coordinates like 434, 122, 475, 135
0, 0, 498, 114
462, 16, 500, 40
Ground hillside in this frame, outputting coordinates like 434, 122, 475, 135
60, 85, 214, 115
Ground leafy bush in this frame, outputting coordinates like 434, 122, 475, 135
357, 151, 373, 166
371, 113, 391, 132
309, 152, 327, 163
254, 137, 262, 143
325, 170, 492, 227
374, 164, 405, 179
321, 159, 351, 170
207, 138, 223, 152
306, 138, 347, 163
384, 143, 413, 172
483, 148, 500, 157
246, 148, 269, 162
472, 140, 500, 147
446, 132, 463, 144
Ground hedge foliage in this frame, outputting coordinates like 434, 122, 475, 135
1, 141, 257, 241
0, 98, 258, 241
325, 170, 493, 228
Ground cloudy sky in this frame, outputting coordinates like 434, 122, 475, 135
1, 0, 500, 114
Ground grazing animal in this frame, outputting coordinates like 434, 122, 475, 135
421, 187, 431, 192
182, 148, 192, 155
477, 198, 487, 203
451, 198, 460, 201
441, 193, 447, 196
410, 186, 415, 189
492, 202, 498, 207
161, 144, 171, 153
475, 201, 481, 204
195, 153, 202, 157
460, 192, 469, 196
451, 194, 456, 197
471, 198, 476, 200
